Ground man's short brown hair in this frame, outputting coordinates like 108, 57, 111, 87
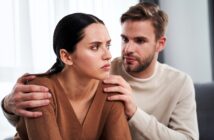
121, 2, 168, 40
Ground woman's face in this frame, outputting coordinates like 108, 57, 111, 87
71, 23, 112, 80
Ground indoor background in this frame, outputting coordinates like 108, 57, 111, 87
0, 0, 213, 139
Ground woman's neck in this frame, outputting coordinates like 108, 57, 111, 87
56, 68, 100, 101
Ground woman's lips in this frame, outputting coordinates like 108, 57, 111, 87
101, 64, 111, 71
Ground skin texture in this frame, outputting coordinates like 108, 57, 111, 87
67, 23, 111, 81
121, 20, 165, 79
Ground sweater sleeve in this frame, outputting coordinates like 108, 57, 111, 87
128, 76, 199, 140
101, 102, 132, 140
1, 98, 19, 126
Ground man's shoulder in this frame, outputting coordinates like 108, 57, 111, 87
111, 57, 122, 65
111, 57, 123, 75
158, 63, 194, 97
159, 63, 193, 84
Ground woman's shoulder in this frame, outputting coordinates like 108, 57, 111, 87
26, 74, 56, 92
101, 83, 125, 113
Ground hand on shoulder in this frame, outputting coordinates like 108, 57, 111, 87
103, 75, 137, 119
3, 74, 51, 118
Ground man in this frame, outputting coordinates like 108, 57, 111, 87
2, 2, 199, 140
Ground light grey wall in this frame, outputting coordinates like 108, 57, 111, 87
159, 0, 212, 83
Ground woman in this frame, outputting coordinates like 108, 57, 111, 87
14, 13, 131, 140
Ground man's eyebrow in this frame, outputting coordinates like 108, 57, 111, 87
120, 34, 127, 38
134, 36, 148, 41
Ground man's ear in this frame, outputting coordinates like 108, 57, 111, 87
59, 49, 73, 65
156, 36, 166, 52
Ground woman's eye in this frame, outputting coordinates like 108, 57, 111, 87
91, 44, 99, 50
106, 44, 111, 50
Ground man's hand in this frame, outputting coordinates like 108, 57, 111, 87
103, 75, 137, 119
3, 74, 51, 118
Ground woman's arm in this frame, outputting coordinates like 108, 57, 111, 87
16, 94, 63, 140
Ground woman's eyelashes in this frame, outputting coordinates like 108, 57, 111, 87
91, 43, 100, 51
106, 43, 111, 50
90, 42, 111, 51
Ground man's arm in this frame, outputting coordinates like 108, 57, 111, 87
103, 75, 199, 140
1, 74, 51, 126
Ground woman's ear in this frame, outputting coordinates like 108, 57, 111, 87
156, 36, 166, 52
59, 49, 73, 65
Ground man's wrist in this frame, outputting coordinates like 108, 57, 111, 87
1, 96, 14, 115
127, 106, 137, 120
1, 96, 20, 126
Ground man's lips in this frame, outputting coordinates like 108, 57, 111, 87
124, 56, 137, 63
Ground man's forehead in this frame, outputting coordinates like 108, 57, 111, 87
121, 33, 146, 39
121, 20, 155, 38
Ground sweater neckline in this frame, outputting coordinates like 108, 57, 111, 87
122, 61, 160, 83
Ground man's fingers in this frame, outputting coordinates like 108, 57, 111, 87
17, 74, 36, 84
20, 92, 51, 101
103, 75, 128, 87
107, 94, 128, 102
16, 84, 49, 93
18, 100, 50, 109
16, 109, 43, 118
104, 86, 127, 95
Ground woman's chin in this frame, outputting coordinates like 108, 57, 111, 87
96, 73, 110, 80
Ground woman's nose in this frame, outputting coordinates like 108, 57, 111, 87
103, 47, 112, 60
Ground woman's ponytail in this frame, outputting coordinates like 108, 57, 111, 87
48, 58, 64, 75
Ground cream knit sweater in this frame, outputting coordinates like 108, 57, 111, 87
111, 57, 199, 140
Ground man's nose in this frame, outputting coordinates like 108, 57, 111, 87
124, 42, 135, 53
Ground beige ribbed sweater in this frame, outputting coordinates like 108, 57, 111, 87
111, 57, 199, 140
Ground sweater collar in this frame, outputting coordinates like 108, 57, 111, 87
121, 61, 160, 83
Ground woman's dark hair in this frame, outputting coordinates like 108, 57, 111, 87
48, 13, 104, 74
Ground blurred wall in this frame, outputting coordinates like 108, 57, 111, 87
159, 0, 212, 83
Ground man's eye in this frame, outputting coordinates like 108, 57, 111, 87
135, 38, 145, 44
121, 37, 128, 43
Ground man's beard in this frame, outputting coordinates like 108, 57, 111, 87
123, 53, 155, 73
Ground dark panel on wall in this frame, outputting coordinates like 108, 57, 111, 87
209, 0, 214, 80
140, 0, 159, 5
